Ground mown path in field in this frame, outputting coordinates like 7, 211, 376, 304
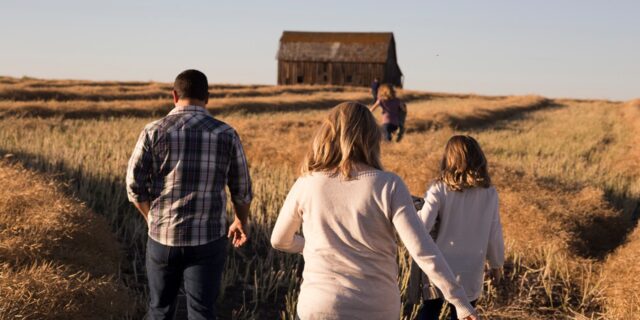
465, 99, 639, 319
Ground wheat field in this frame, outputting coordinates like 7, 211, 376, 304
0, 76, 638, 319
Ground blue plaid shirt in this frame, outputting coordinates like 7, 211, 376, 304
126, 105, 252, 246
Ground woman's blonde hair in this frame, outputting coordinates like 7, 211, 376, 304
377, 84, 396, 100
438, 135, 491, 191
302, 102, 382, 178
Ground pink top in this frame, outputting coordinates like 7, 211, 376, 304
377, 98, 403, 126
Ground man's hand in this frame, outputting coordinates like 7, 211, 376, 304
227, 218, 248, 247
463, 315, 479, 320
132, 201, 150, 222
229, 202, 250, 247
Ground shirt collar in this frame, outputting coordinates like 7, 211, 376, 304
168, 105, 209, 116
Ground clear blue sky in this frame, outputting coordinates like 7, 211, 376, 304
1, 0, 638, 100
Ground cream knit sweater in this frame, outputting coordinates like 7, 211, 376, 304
417, 181, 504, 301
271, 170, 476, 320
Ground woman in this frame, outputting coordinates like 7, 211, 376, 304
270, 102, 477, 320
369, 84, 407, 142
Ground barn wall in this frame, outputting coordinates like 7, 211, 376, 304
278, 60, 386, 87
383, 40, 403, 88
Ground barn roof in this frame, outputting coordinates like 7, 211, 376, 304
277, 31, 395, 63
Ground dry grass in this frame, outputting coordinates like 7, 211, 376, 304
0, 76, 497, 119
601, 225, 640, 318
0, 160, 137, 319
599, 99, 640, 318
0, 77, 638, 319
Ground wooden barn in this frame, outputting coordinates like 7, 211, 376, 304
277, 31, 403, 87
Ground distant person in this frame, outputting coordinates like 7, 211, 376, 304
370, 77, 380, 103
370, 84, 407, 142
409, 135, 505, 320
126, 69, 253, 320
270, 102, 478, 320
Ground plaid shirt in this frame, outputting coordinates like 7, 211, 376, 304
126, 105, 252, 246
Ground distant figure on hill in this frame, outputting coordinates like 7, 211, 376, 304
408, 135, 505, 320
126, 69, 253, 319
270, 102, 478, 320
370, 84, 407, 142
371, 77, 380, 103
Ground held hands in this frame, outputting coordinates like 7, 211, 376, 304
227, 217, 248, 247
490, 267, 504, 285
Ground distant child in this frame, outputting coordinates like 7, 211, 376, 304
369, 84, 407, 142
409, 135, 505, 320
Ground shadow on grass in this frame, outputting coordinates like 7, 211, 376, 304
406, 99, 563, 134
0, 92, 432, 120
0, 86, 355, 102
535, 176, 638, 260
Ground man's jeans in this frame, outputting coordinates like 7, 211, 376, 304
146, 237, 227, 320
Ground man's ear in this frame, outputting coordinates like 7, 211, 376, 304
172, 90, 179, 103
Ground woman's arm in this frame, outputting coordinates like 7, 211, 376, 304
270, 180, 305, 253
390, 178, 477, 319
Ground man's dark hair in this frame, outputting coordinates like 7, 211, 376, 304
174, 69, 209, 101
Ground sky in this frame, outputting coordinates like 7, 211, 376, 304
1, 0, 638, 100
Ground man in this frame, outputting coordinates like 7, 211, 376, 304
370, 77, 380, 104
126, 69, 252, 320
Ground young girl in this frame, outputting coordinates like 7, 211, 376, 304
411, 135, 505, 320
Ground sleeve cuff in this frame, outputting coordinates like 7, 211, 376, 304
450, 300, 477, 319
231, 194, 253, 205
127, 192, 150, 203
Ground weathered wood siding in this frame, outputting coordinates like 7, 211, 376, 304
278, 61, 389, 87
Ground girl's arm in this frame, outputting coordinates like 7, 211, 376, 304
369, 99, 380, 112
270, 180, 305, 253
486, 191, 505, 270
417, 183, 442, 231
390, 178, 477, 319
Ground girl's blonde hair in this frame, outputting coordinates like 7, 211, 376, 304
302, 102, 382, 178
377, 84, 396, 100
438, 135, 491, 191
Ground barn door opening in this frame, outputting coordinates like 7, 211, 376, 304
319, 62, 329, 84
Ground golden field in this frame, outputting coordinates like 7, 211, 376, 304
0, 76, 638, 319
0, 160, 136, 319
